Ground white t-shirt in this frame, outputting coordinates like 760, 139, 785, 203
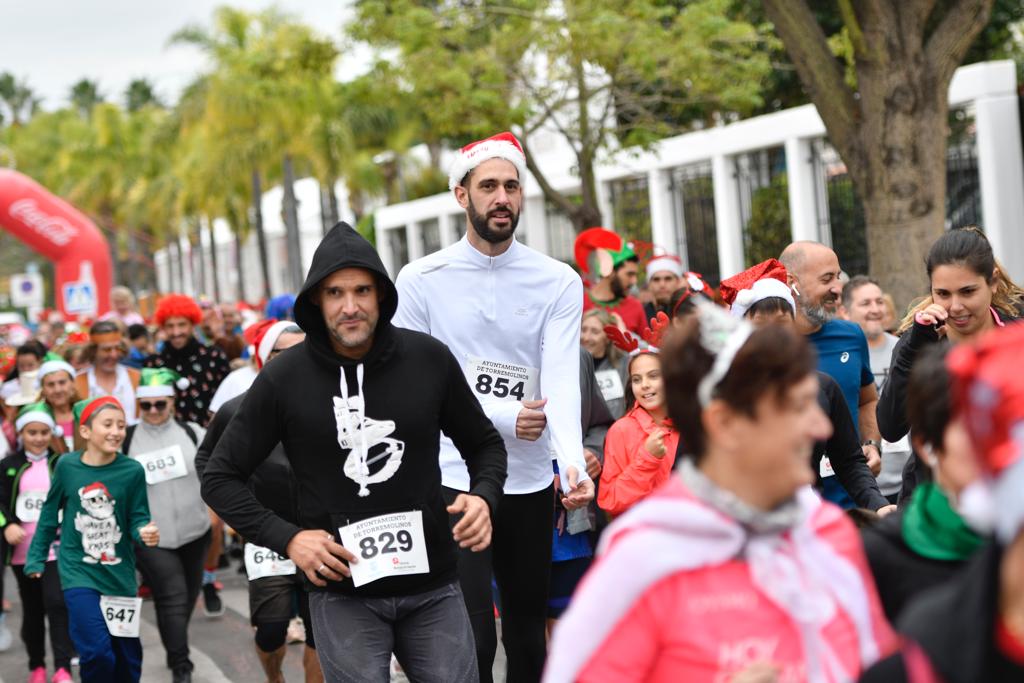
394, 236, 587, 495
86, 365, 139, 425
871, 333, 910, 496
209, 365, 258, 414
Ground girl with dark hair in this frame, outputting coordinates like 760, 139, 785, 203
879, 227, 1022, 502
546, 301, 896, 682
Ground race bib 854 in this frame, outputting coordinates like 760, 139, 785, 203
464, 357, 539, 403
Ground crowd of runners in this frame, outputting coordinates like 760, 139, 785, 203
0, 131, 1022, 683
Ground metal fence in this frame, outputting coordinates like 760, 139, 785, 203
420, 218, 441, 255
735, 146, 790, 268
609, 175, 652, 245
669, 162, 721, 284
544, 197, 578, 264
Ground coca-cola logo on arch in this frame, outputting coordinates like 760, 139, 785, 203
8, 198, 79, 246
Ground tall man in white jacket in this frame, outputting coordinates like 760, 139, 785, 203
394, 131, 593, 683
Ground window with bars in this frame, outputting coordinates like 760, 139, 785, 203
670, 162, 720, 284
735, 147, 789, 267
387, 228, 410, 271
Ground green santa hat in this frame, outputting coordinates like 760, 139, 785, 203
137, 368, 189, 399
15, 401, 58, 435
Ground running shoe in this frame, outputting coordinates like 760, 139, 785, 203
0, 613, 12, 651
202, 582, 225, 617
28, 667, 46, 683
286, 616, 305, 644
51, 669, 72, 683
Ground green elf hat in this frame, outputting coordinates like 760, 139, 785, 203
15, 401, 58, 435
73, 396, 124, 429
137, 368, 189, 399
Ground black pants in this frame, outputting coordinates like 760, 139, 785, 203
444, 485, 552, 683
13, 561, 74, 671
135, 529, 211, 672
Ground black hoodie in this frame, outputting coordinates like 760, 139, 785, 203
201, 223, 507, 597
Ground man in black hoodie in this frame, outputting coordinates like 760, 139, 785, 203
201, 223, 508, 682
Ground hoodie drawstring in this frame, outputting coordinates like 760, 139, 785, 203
339, 364, 372, 497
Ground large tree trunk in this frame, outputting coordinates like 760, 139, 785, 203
281, 155, 304, 292
762, 0, 993, 313
173, 237, 186, 293
234, 228, 247, 303
192, 219, 207, 298
251, 168, 272, 301
206, 217, 222, 301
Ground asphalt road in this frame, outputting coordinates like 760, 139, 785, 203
0, 559, 506, 682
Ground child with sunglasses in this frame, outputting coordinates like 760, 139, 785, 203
123, 369, 209, 683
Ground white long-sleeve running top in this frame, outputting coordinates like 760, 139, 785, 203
394, 235, 587, 494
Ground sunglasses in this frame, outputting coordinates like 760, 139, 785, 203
140, 401, 169, 412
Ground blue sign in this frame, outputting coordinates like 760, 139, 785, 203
63, 281, 96, 314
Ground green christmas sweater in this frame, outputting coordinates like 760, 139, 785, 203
25, 451, 151, 597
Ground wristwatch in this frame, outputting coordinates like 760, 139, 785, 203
861, 439, 881, 450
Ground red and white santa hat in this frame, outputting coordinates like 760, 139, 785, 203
645, 254, 684, 279
79, 481, 112, 500
719, 258, 795, 319
947, 324, 1024, 544
244, 319, 299, 370
448, 132, 528, 191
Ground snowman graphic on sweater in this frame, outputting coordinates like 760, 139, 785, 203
75, 482, 123, 565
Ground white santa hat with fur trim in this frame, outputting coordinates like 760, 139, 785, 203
448, 132, 528, 191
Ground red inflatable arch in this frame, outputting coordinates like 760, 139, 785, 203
0, 169, 112, 318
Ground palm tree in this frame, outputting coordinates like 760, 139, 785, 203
0, 73, 39, 126
125, 78, 162, 112
69, 79, 103, 118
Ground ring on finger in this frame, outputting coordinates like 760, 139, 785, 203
317, 563, 326, 574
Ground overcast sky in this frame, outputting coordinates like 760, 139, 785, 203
0, 0, 363, 110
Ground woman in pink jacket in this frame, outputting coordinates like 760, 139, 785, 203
546, 301, 896, 683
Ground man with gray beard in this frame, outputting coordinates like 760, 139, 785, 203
780, 241, 881, 508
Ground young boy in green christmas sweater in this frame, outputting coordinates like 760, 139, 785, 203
25, 396, 159, 683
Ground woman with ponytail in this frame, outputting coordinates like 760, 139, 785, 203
879, 227, 1022, 502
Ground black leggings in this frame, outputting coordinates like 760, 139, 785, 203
444, 485, 552, 683
135, 530, 211, 672
13, 561, 74, 671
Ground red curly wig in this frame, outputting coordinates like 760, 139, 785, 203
154, 294, 202, 327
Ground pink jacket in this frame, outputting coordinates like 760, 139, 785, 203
598, 405, 678, 516
546, 478, 897, 683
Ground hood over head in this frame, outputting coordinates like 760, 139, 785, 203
294, 222, 399, 368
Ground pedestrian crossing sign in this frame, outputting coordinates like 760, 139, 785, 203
63, 281, 96, 314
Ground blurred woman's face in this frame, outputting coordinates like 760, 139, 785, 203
580, 315, 609, 358
725, 373, 831, 509
41, 371, 74, 409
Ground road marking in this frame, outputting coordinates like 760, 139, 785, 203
140, 606, 233, 683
